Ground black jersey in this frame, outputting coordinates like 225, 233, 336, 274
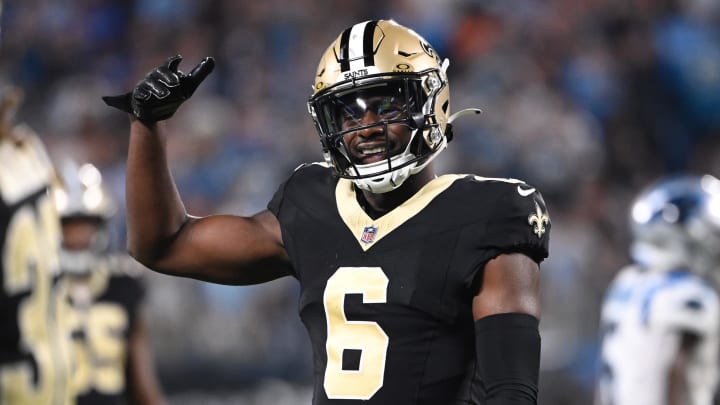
268, 163, 550, 404
65, 255, 146, 405
0, 128, 73, 405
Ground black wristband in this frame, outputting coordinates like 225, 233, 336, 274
475, 313, 540, 404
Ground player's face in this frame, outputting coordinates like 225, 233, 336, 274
338, 93, 412, 165
61, 218, 102, 251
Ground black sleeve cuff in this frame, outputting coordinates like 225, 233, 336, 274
475, 313, 541, 404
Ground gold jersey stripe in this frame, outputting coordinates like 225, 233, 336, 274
336, 174, 465, 251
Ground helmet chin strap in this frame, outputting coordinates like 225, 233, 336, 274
349, 132, 419, 194
350, 108, 483, 193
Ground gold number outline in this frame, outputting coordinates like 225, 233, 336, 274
70, 303, 128, 395
322, 266, 389, 400
1, 194, 64, 404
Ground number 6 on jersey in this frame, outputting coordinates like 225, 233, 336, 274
323, 267, 389, 399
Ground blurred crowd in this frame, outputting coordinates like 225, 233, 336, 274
1, 0, 719, 404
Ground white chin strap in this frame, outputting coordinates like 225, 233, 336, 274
350, 156, 416, 194
347, 109, 482, 194
349, 134, 447, 194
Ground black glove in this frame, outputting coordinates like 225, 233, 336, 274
102, 55, 215, 124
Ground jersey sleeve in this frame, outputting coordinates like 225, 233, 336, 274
481, 180, 551, 263
267, 162, 335, 217
267, 176, 290, 217
267, 163, 315, 217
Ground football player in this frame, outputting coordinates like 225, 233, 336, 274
596, 174, 720, 405
0, 86, 74, 403
104, 19, 551, 404
54, 160, 166, 405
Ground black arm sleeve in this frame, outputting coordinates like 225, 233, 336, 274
475, 313, 541, 404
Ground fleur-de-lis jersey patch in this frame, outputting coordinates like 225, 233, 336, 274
528, 201, 550, 238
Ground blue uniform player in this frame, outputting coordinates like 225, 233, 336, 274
597, 174, 720, 405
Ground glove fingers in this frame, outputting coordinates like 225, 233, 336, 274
153, 68, 181, 88
185, 57, 215, 94
165, 55, 183, 72
132, 80, 159, 100
104, 55, 214, 123
143, 80, 171, 99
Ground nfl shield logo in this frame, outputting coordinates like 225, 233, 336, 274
361, 226, 378, 244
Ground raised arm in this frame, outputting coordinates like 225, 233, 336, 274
105, 56, 291, 285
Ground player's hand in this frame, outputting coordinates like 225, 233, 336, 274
102, 55, 215, 124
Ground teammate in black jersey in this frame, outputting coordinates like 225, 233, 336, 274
55, 161, 166, 405
0, 87, 74, 403
105, 19, 551, 404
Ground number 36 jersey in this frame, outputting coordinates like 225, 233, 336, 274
0, 128, 73, 405
268, 163, 550, 404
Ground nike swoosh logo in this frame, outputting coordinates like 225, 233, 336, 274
517, 186, 536, 197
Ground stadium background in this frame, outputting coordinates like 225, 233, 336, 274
2, 0, 719, 403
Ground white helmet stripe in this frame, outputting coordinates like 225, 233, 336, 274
348, 21, 374, 71
347, 21, 367, 71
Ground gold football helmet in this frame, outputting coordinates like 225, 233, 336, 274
308, 19, 475, 193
